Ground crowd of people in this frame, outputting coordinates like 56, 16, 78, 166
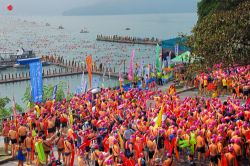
1, 79, 249, 166
195, 65, 250, 99
174, 65, 250, 99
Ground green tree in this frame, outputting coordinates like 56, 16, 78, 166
43, 81, 67, 102
187, 1, 250, 68
0, 97, 11, 118
197, 0, 246, 20
22, 81, 68, 106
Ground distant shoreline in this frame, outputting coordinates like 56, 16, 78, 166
0, 12, 197, 17
62, 12, 197, 17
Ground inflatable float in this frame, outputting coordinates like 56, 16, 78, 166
35, 142, 46, 165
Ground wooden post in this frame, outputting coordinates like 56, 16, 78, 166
5, 75, 6, 80
26, 73, 28, 78
19, 73, 21, 78
22, 72, 24, 78
16, 73, 17, 78
12, 74, 14, 79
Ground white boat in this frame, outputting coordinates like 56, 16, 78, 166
13, 63, 28, 68
80, 27, 89, 33
0, 48, 36, 68
0, 65, 8, 70
58, 26, 64, 29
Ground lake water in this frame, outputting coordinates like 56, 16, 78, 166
0, 13, 197, 106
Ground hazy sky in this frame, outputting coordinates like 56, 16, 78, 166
0, 0, 197, 15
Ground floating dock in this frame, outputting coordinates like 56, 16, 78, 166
96, 35, 161, 45
0, 57, 120, 84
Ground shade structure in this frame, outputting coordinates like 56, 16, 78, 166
16, 57, 41, 65
171, 51, 191, 63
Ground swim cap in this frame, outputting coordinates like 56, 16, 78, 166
228, 146, 233, 152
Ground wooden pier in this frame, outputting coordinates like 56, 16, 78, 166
96, 35, 161, 45
0, 57, 120, 84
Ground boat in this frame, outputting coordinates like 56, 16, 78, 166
13, 63, 28, 68
80, 27, 89, 33
125, 28, 131, 30
0, 65, 8, 70
58, 26, 64, 29
45, 23, 50, 26
0, 48, 36, 68
42, 61, 52, 66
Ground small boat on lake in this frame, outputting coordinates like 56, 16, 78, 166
0, 48, 36, 68
58, 26, 64, 29
80, 27, 89, 33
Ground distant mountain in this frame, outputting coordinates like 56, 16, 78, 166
63, 0, 197, 16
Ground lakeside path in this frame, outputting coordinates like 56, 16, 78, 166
0, 82, 247, 166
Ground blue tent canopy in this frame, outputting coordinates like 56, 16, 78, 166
161, 37, 189, 53
16, 57, 41, 65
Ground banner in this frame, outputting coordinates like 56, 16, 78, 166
81, 57, 87, 93
81, 71, 87, 93
128, 49, 135, 81
86, 55, 92, 89
12, 96, 16, 118
167, 51, 172, 68
144, 65, 150, 84
154, 104, 164, 128
29, 61, 43, 102
155, 44, 161, 72
52, 85, 57, 100
175, 44, 179, 56
138, 60, 144, 77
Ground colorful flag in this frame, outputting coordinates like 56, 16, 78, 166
12, 96, 16, 118
128, 49, 135, 81
81, 71, 87, 93
81, 57, 87, 93
67, 81, 70, 97
168, 51, 172, 68
102, 63, 106, 88
155, 104, 164, 128
86, 55, 93, 89
52, 85, 57, 100
138, 60, 144, 77
155, 44, 161, 72
175, 44, 179, 56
